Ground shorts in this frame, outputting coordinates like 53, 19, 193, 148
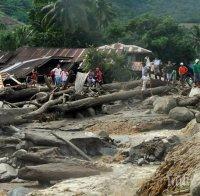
166, 73, 172, 81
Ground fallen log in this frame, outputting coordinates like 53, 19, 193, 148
52, 132, 92, 161
53, 86, 171, 113
102, 79, 166, 91
178, 96, 200, 107
0, 87, 49, 102
18, 163, 101, 183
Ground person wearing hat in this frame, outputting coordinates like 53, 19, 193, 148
193, 59, 200, 87
178, 62, 188, 87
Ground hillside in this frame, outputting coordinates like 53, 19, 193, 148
0, 0, 32, 23
112, 0, 200, 23
0, 0, 199, 24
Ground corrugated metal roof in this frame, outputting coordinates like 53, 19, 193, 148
7, 47, 86, 65
98, 43, 152, 54
0, 52, 14, 64
0, 47, 86, 78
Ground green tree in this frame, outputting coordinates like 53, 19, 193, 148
84, 47, 132, 83
93, 0, 116, 30
41, 0, 90, 32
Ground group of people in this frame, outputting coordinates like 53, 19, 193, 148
142, 57, 200, 90
87, 67, 103, 87
50, 64, 69, 87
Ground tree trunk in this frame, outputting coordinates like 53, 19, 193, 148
0, 87, 49, 102
18, 163, 101, 182
53, 86, 171, 113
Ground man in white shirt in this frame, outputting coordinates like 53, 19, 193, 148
52, 64, 62, 87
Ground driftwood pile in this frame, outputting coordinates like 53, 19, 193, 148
0, 79, 168, 126
0, 79, 171, 187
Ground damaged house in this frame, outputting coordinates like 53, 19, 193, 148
0, 47, 86, 84
0, 43, 152, 85
98, 43, 153, 72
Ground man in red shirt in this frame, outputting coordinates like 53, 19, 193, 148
178, 62, 188, 87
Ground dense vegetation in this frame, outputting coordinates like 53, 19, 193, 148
111, 0, 200, 23
0, 0, 199, 65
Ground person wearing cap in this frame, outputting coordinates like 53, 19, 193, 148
178, 63, 188, 87
193, 59, 200, 86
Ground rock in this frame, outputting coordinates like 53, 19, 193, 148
0, 163, 17, 182
97, 130, 109, 139
102, 102, 124, 114
143, 95, 159, 107
148, 155, 156, 162
129, 137, 166, 164
189, 87, 200, 97
169, 107, 195, 123
196, 112, 200, 123
0, 101, 3, 108
153, 96, 177, 114
8, 187, 30, 196
0, 157, 8, 164
190, 171, 200, 196
144, 109, 152, 114
13, 149, 28, 159
86, 107, 96, 117
137, 158, 146, 166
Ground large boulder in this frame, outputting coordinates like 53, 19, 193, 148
153, 97, 177, 114
190, 171, 200, 196
0, 163, 17, 182
169, 107, 195, 123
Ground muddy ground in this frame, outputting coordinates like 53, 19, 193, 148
0, 99, 184, 196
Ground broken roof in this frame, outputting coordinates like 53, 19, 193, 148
0, 47, 86, 78
98, 43, 152, 54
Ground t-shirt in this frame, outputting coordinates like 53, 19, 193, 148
61, 71, 68, 81
52, 68, 62, 77
193, 63, 200, 73
179, 66, 188, 75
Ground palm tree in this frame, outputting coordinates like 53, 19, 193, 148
94, 0, 116, 30
191, 25, 200, 54
41, 0, 90, 32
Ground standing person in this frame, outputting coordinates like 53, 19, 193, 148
30, 68, 38, 86
141, 62, 150, 92
193, 59, 200, 87
166, 61, 173, 84
171, 69, 177, 85
178, 62, 188, 87
153, 58, 161, 80
52, 64, 62, 87
61, 68, 69, 87
95, 67, 103, 86
87, 70, 95, 87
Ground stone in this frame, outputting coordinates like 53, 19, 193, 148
189, 87, 200, 97
137, 158, 146, 166
0, 163, 17, 182
0, 101, 4, 108
148, 155, 156, 162
97, 130, 109, 139
196, 112, 200, 123
13, 150, 28, 159
8, 187, 30, 196
102, 102, 124, 115
190, 171, 200, 196
143, 95, 159, 107
153, 96, 177, 114
86, 107, 96, 117
129, 137, 167, 164
0, 157, 8, 164
169, 107, 195, 123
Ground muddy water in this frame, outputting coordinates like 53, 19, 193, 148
29, 128, 181, 196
